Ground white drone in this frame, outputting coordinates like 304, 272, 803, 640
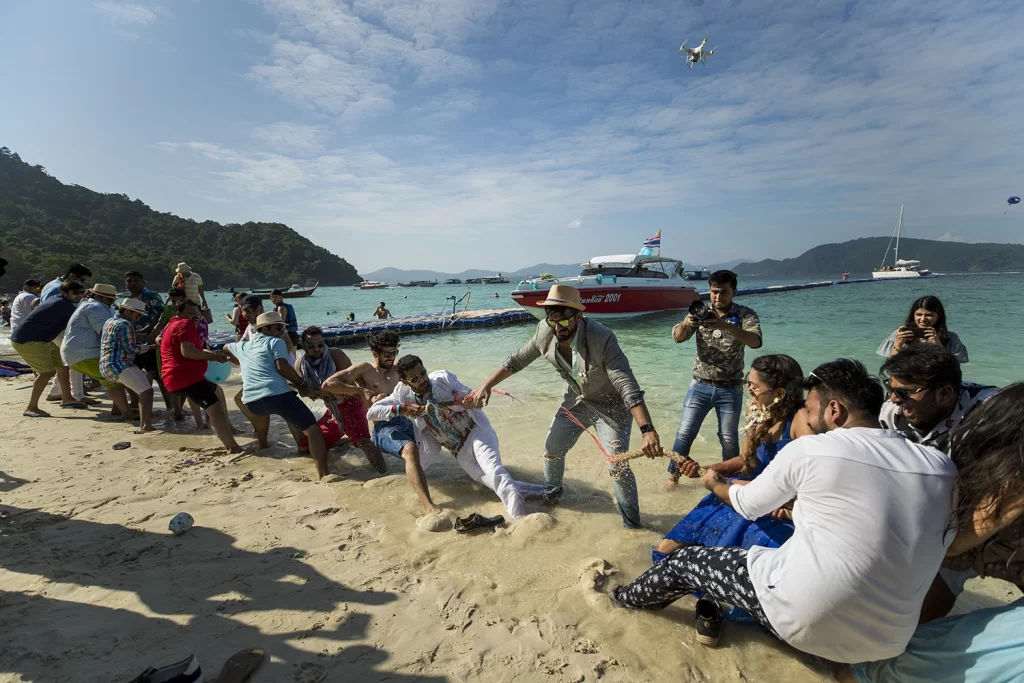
679, 34, 716, 69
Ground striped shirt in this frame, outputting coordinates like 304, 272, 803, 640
100, 316, 142, 383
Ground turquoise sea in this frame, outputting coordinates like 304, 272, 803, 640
5, 273, 1022, 464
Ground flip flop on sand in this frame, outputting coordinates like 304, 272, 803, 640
454, 513, 505, 533
22, 410, 50, 418
214, 648, 264, 683
60, 402, 90, 410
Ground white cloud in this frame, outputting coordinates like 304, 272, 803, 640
935, 233, 966, 243
251, 122, 329, 154
93, 1, 162, 25
567, 218, 582, 230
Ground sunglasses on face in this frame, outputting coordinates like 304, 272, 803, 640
545, 316, 574, 329
884, 380, 931, 403
376, 348, 399, 358
305, 342, 326, 349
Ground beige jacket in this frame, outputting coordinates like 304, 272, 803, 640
503, 318, 644, 426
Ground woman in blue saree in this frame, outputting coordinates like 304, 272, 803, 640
654, 354, 808, 564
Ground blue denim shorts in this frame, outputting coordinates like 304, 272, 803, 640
372, 415, 416, 457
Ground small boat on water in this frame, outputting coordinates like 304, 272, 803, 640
873, 205, 932, 279
683, 267, 710, 281
465, 274, 509, 285
397, 280, 438, 287
445, 278, 462, 285
248, 282, 319, 299
359, 281, 389, 290
511, 231, 700, 318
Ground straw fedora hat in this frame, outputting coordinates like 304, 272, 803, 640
255, 311, 285, 330
176, 262, 191, 274
117, 298, 147, 314
537, 284, 586, 312
89, 283, 118, 298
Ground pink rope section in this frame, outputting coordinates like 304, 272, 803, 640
493, 388, 527, 406
559, 406, 612, 462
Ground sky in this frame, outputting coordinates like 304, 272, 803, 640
1, 0, 1022, 273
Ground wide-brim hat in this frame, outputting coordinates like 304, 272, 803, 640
537, 284, 585, 312
118, 297, 147, 314
255, 311, 284, 330
90, 283, 118, 298
176, 262, 191, 274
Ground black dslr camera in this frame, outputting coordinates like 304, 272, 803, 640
688, 299, 713, 323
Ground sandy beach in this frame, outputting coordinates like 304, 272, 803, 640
1, 370, 1019, 683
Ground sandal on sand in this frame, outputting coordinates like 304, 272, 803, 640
214, 648, 265, 683
454, 513, 505, 533
22, 411, 49, 418
128, 654, 202, 683
60, 402, 89, 410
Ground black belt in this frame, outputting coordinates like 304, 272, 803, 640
694, 377, 743, 388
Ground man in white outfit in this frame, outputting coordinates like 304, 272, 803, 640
367, 355, 546, 519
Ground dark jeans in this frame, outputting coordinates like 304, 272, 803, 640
668, 378, 743, 476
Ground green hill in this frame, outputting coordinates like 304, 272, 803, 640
0, 147, 362, 290
734, 237, 1024, 276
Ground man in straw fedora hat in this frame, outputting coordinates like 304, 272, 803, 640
223, 311, 329, 479
100, 298, 158, 432
471, 284, 662, 528
60, 283, 122, 409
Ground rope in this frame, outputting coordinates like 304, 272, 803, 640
606, 447, 707, 476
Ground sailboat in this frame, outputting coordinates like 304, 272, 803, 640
872, 205, 932, 279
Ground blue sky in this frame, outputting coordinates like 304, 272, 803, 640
2, 0, 1022, 273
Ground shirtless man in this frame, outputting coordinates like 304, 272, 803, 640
322, 331, 438, 505
373, 302, 392, 320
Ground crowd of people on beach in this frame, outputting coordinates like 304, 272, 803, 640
6, 262, 1022, 680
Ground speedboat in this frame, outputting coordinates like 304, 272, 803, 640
511, 235, 700, 318
250, 282, 319, 299
359, 281, 389, 290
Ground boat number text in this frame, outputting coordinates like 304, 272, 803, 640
580, 293, 620, 304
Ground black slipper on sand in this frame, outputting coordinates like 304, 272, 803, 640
454, 513, 505, 533
214, 648, 265, 683
112, 442, 132, 450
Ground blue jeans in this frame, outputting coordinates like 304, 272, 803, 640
667, 379, 743, 476
543, 402, 641, 529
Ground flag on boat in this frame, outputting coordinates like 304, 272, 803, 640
642, 231, 661, 248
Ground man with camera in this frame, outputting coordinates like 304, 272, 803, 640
668, 270, 762, 486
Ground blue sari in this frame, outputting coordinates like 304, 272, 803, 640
653, 419, 796, 565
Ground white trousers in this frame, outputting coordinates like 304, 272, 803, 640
47, 335, 84, 400
454, 425, 547, 520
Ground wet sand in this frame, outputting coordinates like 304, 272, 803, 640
0, 373, 1018, 682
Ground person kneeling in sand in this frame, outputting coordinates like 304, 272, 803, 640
223, 312, 328, 479
367, 355, 546, 518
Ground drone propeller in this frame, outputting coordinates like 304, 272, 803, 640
679, 39, 688, 50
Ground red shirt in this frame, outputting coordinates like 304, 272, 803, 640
160, 317, 208, 392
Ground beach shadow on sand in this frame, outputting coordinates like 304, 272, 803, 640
0, 470, 29, 492
0, 506, 449, 683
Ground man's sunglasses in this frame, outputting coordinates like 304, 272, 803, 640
884, 380, 932, 403
375, 348, 399, 357
305, 341, 326, 349
544, 317, 574, 329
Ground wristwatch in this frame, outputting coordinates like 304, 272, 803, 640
639, 423, 656, 434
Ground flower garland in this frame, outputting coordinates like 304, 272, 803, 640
742, 395, 780, 433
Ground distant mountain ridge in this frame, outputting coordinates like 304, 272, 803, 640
733, 237, 1024, 276
0, 146, 362, 289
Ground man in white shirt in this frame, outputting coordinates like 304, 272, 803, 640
10, 279, 42, 332
611, 359, 956, 664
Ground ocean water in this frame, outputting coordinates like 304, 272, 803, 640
4, 273, 1022, 463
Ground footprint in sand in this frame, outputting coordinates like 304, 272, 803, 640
576, 558, 619, 609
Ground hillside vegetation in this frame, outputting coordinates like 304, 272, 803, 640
0, 147, 361, 290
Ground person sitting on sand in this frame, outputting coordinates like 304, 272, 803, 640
223, 312, 328, 478
296, 326, 386, 473
160, 299, 245, 453
59, 283, 123, 414
608, 359, 956, 661
323, 331, 408, 473
100, 299, 157, 432
877, 295, 968, 362
373, 302, 392, 320
653, 354, 809, 565
837, 384, 1024, 682
470, 285, 662, 529
368, 355, 547, 518
10, 280, 88, 417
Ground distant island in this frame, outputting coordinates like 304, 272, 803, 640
733, 237, 1024, 277
0, 147, 361, 290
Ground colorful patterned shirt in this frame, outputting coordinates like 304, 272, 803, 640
132, 288, 165, 329
417, 392, 476, 455
100, 316, 142, 383
690, 303, 761, 383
